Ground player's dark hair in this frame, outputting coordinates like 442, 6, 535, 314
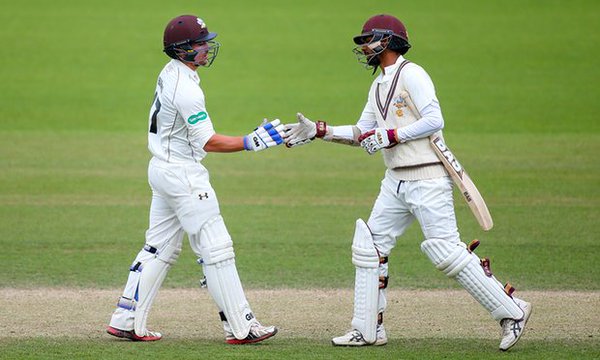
388, 36, 411, 55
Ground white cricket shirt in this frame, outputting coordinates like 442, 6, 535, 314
147, 59, 216, 163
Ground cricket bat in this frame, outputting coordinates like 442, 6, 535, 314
398, 91, 493, 231
430, 136, 493, 231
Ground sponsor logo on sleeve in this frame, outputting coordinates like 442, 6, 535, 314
188, 111, 208, 124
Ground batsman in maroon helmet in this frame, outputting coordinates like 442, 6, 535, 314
283, 14, 531, 351
106, 14, 281, 344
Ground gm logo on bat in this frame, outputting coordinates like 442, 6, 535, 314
432, 137, 463, 179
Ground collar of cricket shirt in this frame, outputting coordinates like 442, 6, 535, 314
376, 55, 406, 84
171, 59, 200, 84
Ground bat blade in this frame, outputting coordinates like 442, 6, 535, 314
430, 136, 493, 231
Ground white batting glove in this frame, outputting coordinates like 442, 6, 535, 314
283, 113, 326, 148
243, 119, 285, 151
358, 128, 399, 155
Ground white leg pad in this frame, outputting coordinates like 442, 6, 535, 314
109, 251, 152, 330
109, 305, 135, 331
110, 244, 174, 331
421, 239, 524, 321
133, 242, 181, 336
195, 215, 254, 340
350, 219, 379, 344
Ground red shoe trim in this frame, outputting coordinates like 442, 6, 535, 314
106, 326, 161, 341
225, 328, 277, 345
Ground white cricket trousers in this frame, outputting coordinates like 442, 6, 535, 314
367, 170, 461, 314
109, 157, 222, 330
146, 156, 220, 254
368, 170, 460, 255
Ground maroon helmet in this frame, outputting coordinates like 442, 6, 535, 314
352, 14, 411, 69
163, 15, 220, 67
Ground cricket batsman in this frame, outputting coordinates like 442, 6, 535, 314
106, 14, 282, 344
284, 14, 532, 351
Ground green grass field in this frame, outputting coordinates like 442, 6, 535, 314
1, 0, 599, 358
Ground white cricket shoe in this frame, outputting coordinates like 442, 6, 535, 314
331, 325, 388, 346
499, 298, 532, 351
224, 322, 278, 345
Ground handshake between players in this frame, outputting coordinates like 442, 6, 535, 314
226, 113, 386, 154
281, 112, 394, 154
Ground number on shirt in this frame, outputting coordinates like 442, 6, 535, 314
149, 92, 161, 134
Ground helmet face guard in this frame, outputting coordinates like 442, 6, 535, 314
169, 40, 221, 67
352, 29, 394, 69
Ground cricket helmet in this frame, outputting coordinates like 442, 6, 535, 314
163, 15, 220, 67
353, 14, 411, 69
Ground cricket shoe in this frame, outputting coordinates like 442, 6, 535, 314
225, 322, 278, 344
499, 298, 532, 351
331, 325, 388, 346
106, 326, 162, 341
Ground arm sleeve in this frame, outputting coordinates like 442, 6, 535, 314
396, 101, 444, 142
328, 125, 358, 140
403, 64, 438, 112
175, 85, 216, 149
396, 64, 444, 142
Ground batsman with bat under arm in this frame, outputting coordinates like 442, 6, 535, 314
283, 14, 531, 351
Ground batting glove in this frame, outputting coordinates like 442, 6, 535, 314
358, 128, 399, 155
243, 119, 285, 151
283, 113, 327, 148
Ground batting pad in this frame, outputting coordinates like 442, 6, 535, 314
134, 242, 181, 336
421, 239, 524, 321
351, 219, 379, 344
197, 215, 254, 340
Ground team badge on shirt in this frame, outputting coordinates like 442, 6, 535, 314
392, 95, 405, 117
188, 111, 208, 124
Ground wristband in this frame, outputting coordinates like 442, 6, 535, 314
386, 129, 398, 144
242, 136, 251, 151
315, 121, 327, 138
